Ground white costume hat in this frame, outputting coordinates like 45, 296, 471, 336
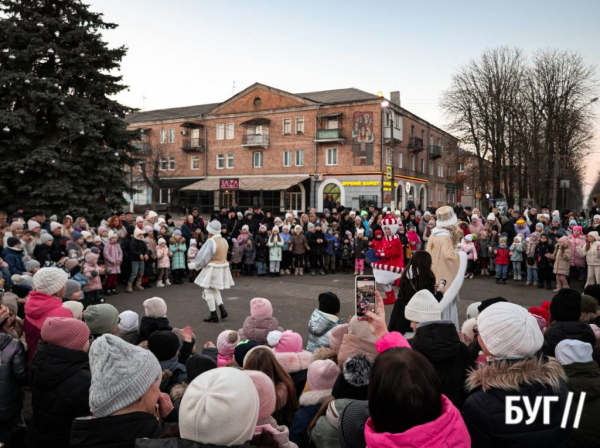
435, 206, 457, 228
380, 215, 399, 235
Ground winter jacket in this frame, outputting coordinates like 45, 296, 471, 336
542, 321, 597, 358
364, 394, 470, 448
563, 361, 600, 448
469, 220, 485, 238
509, 242, 524, 262
494, 245, 510, 265
66, 241, 84, 260
267, 236, 284, 262
30, 341, 91, 448
70, 411, 161, 448
577, 239, 600, 266
169, 239, 187, 270
0, 333, 27, 423
478, 238, 490, 258
388, 276, 442, 336
24, 290, 73, 364
103, 240, 123, 274
117, 329, 140, 345
308, 231, 325, 256
525, 240, 538, 268
354, 238, 368, 260
535, 241, 554, 269
136, 439, 249, 448
254, 233, 269, 263
159, 358, 187, 393
406, 230, 421, 253
138, 316, 173, 342
34, 243, 53, 265
548, 246, 572, 275
460, 241, 477, 261
311, 398, 355, 448
243, 245, 256, 264
324, 233, 339, 256
412, 321, 474, 408
238, 316, 280, 344
514, 224, 531, 239
290, 389, 332, 448
462, 357, 571, 448
236, 231, 252, 250
290, 233, 308, 255
83, 253, 104, 292
306, 309, 339, 352
130, 238, 147, 261
568, 235, 587, 267
1, 246, 26, 275
156, 246, 172, 269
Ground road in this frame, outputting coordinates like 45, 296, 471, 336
104, 269, 561, 346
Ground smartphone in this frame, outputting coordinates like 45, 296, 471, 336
438, 279, 447, 290
356, 275, 376, 320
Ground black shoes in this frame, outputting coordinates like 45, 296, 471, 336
203, 311, 219, 323
219, 304, 228, 320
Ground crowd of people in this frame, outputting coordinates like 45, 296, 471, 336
0, 198, 599, 447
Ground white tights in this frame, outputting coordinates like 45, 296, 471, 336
203, 288, 223, 312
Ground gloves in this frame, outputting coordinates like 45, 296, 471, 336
91, 270, 98, 277
105, 267, 113, 275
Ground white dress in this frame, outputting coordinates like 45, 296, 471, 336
193, 235, 234, 290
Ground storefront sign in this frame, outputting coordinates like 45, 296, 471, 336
342, 181, 398, 187
386, 166, 393, 180
220, 178, 239, 190
405, 182, 411, 193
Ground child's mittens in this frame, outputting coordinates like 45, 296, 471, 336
105, 267, 113, 275
91, 270, 99, 277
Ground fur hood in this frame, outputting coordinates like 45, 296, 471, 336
311, 347, 338, 364
170, 382, 187, 403
274, 350, 312, 374
466, 356, 567, 393
299, 389, 332, 407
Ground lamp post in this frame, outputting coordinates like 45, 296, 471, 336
380, 98, 393, 211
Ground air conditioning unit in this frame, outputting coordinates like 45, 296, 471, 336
314, 174, 323, 181
359, 195, 378, 208
180, 130, 188, 135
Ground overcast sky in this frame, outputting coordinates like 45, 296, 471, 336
88, 0, 600, 202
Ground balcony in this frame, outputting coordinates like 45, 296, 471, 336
429, 145, 442, 159
181, 137, 205, 152
384, 126, 403, 142
408, 137, 424, 152
315, 128, 344, 142
132, 141, 151, 154
242, 133, 269, 148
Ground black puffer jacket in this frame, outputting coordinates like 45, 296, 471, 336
30, 341, 91, 448
138, 316, 173, 342
412, 321, 473, 408
563, 361, 600, 448
135, 438, 249, 447
462, 356, 571, 448
0, 333, 27, 423
542, 321, 596, 358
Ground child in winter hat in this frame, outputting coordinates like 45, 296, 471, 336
116, 310, 140, 345
143, 297, 168, 318
84, 304, 120, 337
550, 288, 582, 322
41, 317, 90, 351
217, 330, 240, 367
63, 301, 84, 320
405, 290, 442, 332
244, 370, 277, 426
179, 368, 259, 446
238, 298, 280, 344
88, 334, 162, 417
554, 339, 593, 366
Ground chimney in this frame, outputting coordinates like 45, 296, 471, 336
390, 91, 400, 107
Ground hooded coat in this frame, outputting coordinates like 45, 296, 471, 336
562, 361, 600, 447
29, 341, 91, 448
237, 315, 280, 344
541, 321, 597, 358
1, 246, 26, 275
0, 333, 27, 423
306, 309, 339, 352
548, 245, 572, 275
103, 240, 123, 274
462, 357, 571, 448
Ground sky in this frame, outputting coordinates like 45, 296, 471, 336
88, 0, 600, 202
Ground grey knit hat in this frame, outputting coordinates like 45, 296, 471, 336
89, 334, 162, 417
62, 279, 81, 300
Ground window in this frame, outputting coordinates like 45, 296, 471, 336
160, 129, 167, 144
438, 164, 444, 177
326, 147, 338, 166
410, 154, 415, 170
296, 117, 304, 134
398, 152, 403, 168
458, 163, 465, 172
226, 123, 234, 140
438, 189, 443, 202
410, 125, 414, 138
295, 150, 304, 166
429, 161, 434, 175
421, 130, 425, 141
326, 117, 338, 130
283, 150, 291, 167
394, 113, 401, 129
159, 188, 170, 205
386, 148, 393, 166
429, 134, 434, 147
254, 125, 263, 135
168, 129, 175, 143
253, 151, 263, 168
191, 156, 199, 170
283, 119, 291, 135
159, 158, 167, 171
216, 154, 224, 169
386, 111, 393, 127
168, 157, 175, 170
216, 124, 225, 140
447, 166, 452, 177
421, 158, 425, 173
227, 153, 234, 169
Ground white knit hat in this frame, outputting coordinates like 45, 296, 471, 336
555, 340, 594, 365
190, 238, 197, 246
594, 214, 600, 221
158, 238, 166, 245
478, 302, 543, 359
486, 213, 495, 221
404, 290, 441, 323
207, 220, 221, 235
552, 210, 560, 217
148, 211, 158, 219
118, 310, 139, 332
179, 368, 259, 446
143, 297, 167, 318
466, 302, 481, 320
465, 234, 473, 242
33, 267, 68, 295
63, 301, 84, 320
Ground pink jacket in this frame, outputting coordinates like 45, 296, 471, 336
364, 395, 471, 448
103, 240, 123, 274
156, 245, 172, 269
568, 235, 586, 267
217, 354, 233, 367
460, 241, 478, 260
83, 253, 104, 292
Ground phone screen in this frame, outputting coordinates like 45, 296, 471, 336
438, 279, 447, 290
356, 276, 376, 319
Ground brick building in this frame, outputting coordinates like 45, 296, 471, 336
126, 83, 459, 214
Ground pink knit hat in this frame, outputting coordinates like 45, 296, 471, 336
267, 330, 303, 353
307, 359, 340, 391
250, 298, 273, 318
41, 317, 90, 351
217, 330, 240, 357
329, 323, 349, 351
243, 370, 276, 424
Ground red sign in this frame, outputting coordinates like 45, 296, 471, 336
220, 178, 239, 190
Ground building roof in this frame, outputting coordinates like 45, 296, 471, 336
297, 88, 379, 104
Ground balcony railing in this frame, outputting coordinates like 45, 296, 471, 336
315, 129, 343, 141
242, 133, 269, 147
408, 137, 424, 152
429, 145, 443, 159
132, 141, 151, 154
181, 137, 205, 152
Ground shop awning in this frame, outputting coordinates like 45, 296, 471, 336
316, 112, 343, 118
182, 175, 309, 192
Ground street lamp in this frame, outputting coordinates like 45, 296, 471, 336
380, 97, 394, 210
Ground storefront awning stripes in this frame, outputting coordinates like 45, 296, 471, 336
182, 175, 310, 192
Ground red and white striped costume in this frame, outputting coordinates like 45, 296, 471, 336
372, 215, 404, 305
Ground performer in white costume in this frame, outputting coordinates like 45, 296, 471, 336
192, 220, 233, 323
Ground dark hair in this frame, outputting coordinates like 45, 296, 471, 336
369, 348, 442, 434
399, 251, 436, 296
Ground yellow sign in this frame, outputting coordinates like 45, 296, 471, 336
386, 166, 392, 180
341, 181, 399, 187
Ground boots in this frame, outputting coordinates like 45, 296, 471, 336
156, 281, 164, 287
134, 279, 144, 291
126, 282, 133, 293
203, 311, 219, 323
299, 268, 304, 276
219, 304, 228, 320
383, 290, 396, 306
285, 269, 291, 275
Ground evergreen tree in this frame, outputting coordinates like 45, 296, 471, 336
0, 0, 138, 220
